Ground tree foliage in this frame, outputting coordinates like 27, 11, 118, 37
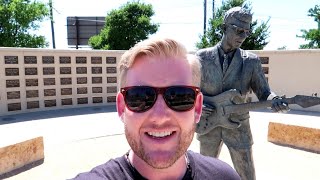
89, 2, 159, 50
196, 0, 270, 50
297, 4, 320, 49
0, 0, 49, 48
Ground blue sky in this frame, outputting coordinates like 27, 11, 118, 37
38, 0, 319, 50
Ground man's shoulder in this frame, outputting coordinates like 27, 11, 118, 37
195, 46, 218, 56
69, 156, 132, 180
187, 151, 240, 179
240, 49, 259, 60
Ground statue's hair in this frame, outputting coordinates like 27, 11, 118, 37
224, 7, 252, 24
119, 38, 201, 87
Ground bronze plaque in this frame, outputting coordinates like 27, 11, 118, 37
107, 96, 116, 102
25, 67, 38, 75
59, 56, 71, 64
260, 57, 269, 64
42, 56, 54, 64
6, 79, 20, 88
5, 56, 18, 64
262, 67, 269, 74
26, 79, 38, 86
91, 57, 102, 64
61, 88, 72, 95
92, 77, 102, 84
107, 86, 117, 93
44, 100, 56, 107
92, 87, 103, 93
44, 89, 56, 96
43, 67, 55, 75
76, 67, 87, 74
93, 97, 103, 103
5, 68, 19, 76
77, 77, 87, 84
106, 57, 116, 64
26, 90, 39, 98
77, 97, 88, 104
7, 91, 20, 99
61, 98, 73, 105
107, 67, 117, 74
24, 56, 37, 64
92, 67, 102, 74
60, 78, 72, 85
60, 67, 71, 74
76, 57, 87, 64
107, 77, 117, 83
8, 103, 21, 111
77, 87, 87, 94
44, 78, 55, 86
27, 101, 39, 109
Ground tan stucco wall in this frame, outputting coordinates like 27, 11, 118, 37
0, 48, 319, 116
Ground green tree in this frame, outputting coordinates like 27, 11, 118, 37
297, 4, 320, 49
196, 0, 270, 50
0, 0, 49, 48
89, 1, 159, 50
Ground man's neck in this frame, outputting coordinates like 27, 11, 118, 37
220, 40, 237, 53
128, 150, 188, 180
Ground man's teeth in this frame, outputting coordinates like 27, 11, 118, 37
148, 131, 172, 137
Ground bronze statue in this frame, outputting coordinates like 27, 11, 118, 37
195, 7, 290, 180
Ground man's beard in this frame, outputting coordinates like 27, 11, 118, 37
125, 123, 195, 169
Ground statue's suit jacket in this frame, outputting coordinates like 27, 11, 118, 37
196, 45, 272, 148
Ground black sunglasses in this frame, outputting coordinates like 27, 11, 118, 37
120, 86, 200, 113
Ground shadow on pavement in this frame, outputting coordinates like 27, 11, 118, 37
0, 105, 117, 125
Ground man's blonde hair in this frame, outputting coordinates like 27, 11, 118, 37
119, 38, 201, 87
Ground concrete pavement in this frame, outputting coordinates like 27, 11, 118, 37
0, 106, 319, 180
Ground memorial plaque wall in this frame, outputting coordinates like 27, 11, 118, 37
27, 101, 39, 109
262, 67, 269, 74
44, 78, 55, 86
91, 57, 102, 64
5, 56, 18, 64
107, 96, 116, 102
259, 57, 269, 64
6, 79, 20, 88
61, 98, 73, 105
92, 67, 102, 74
107, 77, 117, 83
42, 56, 54, 64
92, 97, 103, 103
44, 89, 56, 96
60, 56, 71, 64
24, 56, 37, 64
106, 57, 116, 64
26, 90, 39, 98
7, 91, 20, 99
61, 88, 72, 95
43, 67, 55, 75
92, 87, 102, 93
5, 68, 19, 76
92, 77, 102, 84
44, 100, 56, 107
76, 57, 87, 64
77, 87, 87, 94
77, 77, 87, 84
60, 78, 72, 85
26, 79, 38, 86
107, 86, 117, 93
107, 67, 116, 74
60, 67, 72, 74
25, 68, 38, 75
77, 97, 88, 104
8, 103, 21, 111
76, 67, 87, 74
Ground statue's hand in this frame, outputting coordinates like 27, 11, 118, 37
202, 104, 216, 119
271, 96, 290, 113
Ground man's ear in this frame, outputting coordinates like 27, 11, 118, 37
221, 23, 227, 33
116, 92, 125, 121
194, 92, 203, 123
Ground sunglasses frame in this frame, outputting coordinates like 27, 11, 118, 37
120, 85, 200, 113
228, 24, 252, 37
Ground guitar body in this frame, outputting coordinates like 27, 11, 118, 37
196, 89, 243, 135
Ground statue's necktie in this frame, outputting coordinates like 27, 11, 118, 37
222, 54, 229, 75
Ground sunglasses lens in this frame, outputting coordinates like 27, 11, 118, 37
164, 87, 196, 111
124, 87, 156, 112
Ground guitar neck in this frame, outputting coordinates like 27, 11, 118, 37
223, 97, 295, 115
